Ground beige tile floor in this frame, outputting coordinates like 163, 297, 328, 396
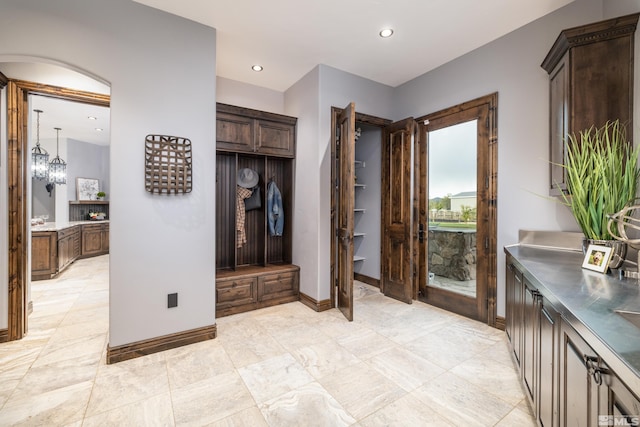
0, 255, 535, 426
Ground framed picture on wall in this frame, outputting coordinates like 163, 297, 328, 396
77, 177, 100, 201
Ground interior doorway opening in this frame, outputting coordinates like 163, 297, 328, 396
1, 61, 111, 342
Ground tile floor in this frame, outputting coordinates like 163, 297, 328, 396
0, 255, 535, 426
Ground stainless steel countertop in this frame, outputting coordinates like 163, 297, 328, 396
505, 244, 640, 393
31, 220, 110, 232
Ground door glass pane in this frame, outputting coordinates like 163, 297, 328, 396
427, 120, 477, 298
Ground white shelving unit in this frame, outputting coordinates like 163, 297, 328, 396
354, 153, 366, 264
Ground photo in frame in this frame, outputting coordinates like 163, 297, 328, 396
582, 244, 613, 273
76, 178, 100, 201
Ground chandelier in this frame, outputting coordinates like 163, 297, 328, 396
31, 109, 49, 180
49, 127, 67, 185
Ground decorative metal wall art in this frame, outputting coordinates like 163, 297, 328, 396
144, 134, 192, 194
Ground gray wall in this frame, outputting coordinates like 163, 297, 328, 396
285, 64, 394, 300
392, 0, 612, 316
0, 0, 217, 346
67, 139, 110, 201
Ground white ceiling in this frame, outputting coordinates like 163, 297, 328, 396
134, 0, 575, 91
2, 0, 575, 146
0, 62, 111, 146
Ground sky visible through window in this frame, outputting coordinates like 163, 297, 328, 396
428, 119, 477, 199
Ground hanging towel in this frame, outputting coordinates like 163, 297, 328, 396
267, 180, 284, 236
236, 186, 252, 247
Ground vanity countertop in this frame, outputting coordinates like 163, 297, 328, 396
31, 220, 109, 232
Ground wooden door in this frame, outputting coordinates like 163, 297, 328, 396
381, 118, 415, 304
336, 103, 356, 320
416, 93, 497, 324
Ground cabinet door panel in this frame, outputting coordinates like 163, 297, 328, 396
560, 321, 599, 427
216, 112, 254, 153
523, 281, 536, 400
539, 300, 558, 427
31, 232, 56, 274
82, 225, 103, 256
256, 120, 294, 157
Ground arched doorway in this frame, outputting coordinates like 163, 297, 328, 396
1, 61, 110, 341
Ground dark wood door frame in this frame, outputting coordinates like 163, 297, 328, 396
416, 93, 498, 326
4, 78, 109, 341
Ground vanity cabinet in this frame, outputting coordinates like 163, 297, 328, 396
215, 103, 299, 317
541, 13, 638, 196
506, 253, 640, 427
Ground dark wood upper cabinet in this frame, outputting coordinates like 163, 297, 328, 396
541, 13, 638, 196
216, 103, 296, 158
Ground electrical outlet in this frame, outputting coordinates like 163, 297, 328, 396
168, 293, 178, 308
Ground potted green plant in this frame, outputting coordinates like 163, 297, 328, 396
96, 191, 106, 201
560, 120, 640, 268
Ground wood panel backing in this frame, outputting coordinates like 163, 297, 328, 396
216, 153, 236, 269
236, 155, 266, 267
266, 157, 293, 264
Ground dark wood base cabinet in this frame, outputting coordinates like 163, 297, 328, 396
32, 223, 109, 281
31, 231, 59, 280
216, 264, 299, 317
506, 255, 640, 427
80, 223, 109, 257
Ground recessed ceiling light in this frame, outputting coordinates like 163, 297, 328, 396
87, 116, 97, 120
252, 65, 263, 72
95, 128, 103, 132
379, 28, 394, 38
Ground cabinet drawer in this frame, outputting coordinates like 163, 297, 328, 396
216, 276, 257, 308
258, 270, 299, 301
57, 225, 79, 239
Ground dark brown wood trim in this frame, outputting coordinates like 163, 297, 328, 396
354, 273, 379, 288
106, 324, 217, 364
0, 71, 7, 89
0, 328, 8, 343
299, 292, 332, 312
217, 102, 297, 125
9, 79, 110, 107
495, 316, 506, 331
416, 92, 498, 327
6, 79, 110, 342
7, 81, 28, 341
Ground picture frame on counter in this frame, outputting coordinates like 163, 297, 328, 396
77, 177, 100, 201
582, 244, 613, 273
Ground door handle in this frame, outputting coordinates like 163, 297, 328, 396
418, 223, 425, 243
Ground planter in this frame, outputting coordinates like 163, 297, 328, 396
582, 238, 627, 269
